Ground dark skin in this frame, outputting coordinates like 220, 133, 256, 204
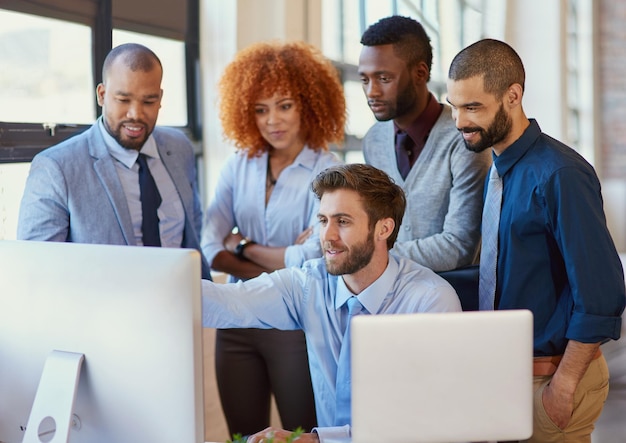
358, 44, 431, 130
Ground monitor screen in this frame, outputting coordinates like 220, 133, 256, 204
0, 240, 204, 443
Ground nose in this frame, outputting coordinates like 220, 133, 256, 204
451, 108, 466, 129
266, 107, 280, 125
320, 222, 338, 243
126, 102, 142, 120
364, 81, 380, 99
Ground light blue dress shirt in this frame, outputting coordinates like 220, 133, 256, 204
98, 121, 185, 248
201, 254, 462, 435
201, 147, 342, 277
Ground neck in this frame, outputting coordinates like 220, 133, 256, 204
269, 142, 305, 164
493, 114, 530, 156
341, 252, 389, 295
394, 88, 431, 130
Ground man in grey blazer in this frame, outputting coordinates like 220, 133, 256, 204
359, 16, 491, 272
17, 43, 211, 279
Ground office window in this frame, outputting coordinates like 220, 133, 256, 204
0, 9, 94, 124
565, 0, 595, 163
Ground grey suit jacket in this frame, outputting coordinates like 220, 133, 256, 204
17, 121, 211, 279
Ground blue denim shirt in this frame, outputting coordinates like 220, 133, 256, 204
491, 119, 625, 356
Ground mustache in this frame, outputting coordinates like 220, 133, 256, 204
121, 119, 147, 127
323, 241, 345, 251
458, 127, 483, 134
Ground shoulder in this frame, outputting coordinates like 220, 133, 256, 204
363, 121, 393, 144
37, 126, 94, 159
270, 258, 334, 291
31, 128, 97, 171
362, 121, 394, 163
393, 256, 462, 312
523, 132, 597, 184
314, 149, 344, 169
300, 257, 331, 279
153, 126, 194, 151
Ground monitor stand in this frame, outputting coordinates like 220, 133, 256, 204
23, 350, 84, 443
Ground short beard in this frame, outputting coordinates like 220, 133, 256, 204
325, 229, 375, 276
373, 78, 418, 122
461, 103, 512, 153
104, 119, 148, 151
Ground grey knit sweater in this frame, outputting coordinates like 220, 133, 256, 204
362, 104, 492, 272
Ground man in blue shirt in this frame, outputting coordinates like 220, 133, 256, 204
202, 163, 462, 442
447, 39, 625, 442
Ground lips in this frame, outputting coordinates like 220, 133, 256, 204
324, 243, 345, 257
459, 127, 481, 141
461, 131, 478, 141
122, 122, 146, 138
368, 102, 386, 112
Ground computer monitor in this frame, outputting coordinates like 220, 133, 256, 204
0, 240, 204, 443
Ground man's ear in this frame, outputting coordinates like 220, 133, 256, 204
411, 61, 430, 84
506, 83, 523, 108
376, 218, 395, 242
96, 83, 105, 107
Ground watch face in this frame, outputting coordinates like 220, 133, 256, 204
235, 238, 253, 258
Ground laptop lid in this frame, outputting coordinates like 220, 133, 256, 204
350, 310, 534, 443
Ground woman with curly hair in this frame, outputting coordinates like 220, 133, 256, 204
201, 40, 346, 436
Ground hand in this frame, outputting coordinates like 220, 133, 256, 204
246, 427, 319, 443
224, 231, 244, 253
294, 227, 313, 245
541, 381, 574, 429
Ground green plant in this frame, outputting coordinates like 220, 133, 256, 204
226, 427, 304, 443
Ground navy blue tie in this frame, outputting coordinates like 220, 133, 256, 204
136, 154, 162, 247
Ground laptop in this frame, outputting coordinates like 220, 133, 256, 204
350, 310, 534, 443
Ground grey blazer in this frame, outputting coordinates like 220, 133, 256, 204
17, 121, 211, 279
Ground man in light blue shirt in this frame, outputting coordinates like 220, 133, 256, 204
202, 164, 462, 442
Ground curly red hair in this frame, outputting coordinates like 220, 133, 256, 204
218, 40, 346, 157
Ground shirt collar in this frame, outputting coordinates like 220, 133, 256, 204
292, 145, 318, 170
394, 92, 443, 145
493, 119, 541, 177
98, 118, 159, 169
334, 254, 400, 314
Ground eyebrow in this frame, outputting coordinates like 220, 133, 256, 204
114, 90, 160, 100
254, 97, 294, 107
445, 97, 483, 108
358, 69, 392, 76
317, 212, 353, 220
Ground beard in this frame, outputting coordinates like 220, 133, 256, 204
104, 118, 150, 151
460, 103, 512, 153
371, 80, 418, 122
324, 230, 375, 276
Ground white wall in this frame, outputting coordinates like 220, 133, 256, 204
505, 0, 565, 142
